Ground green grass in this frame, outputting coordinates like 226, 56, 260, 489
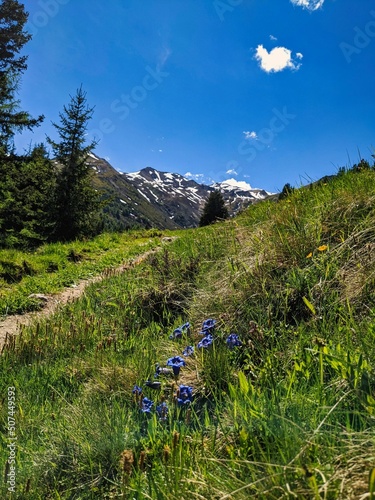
1, 168, 375, 499
0, 229, 165, 316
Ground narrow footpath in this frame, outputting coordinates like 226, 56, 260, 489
0, 246, 162, 350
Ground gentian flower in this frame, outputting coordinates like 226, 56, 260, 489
226, 333, 242, 349
177, 385, 193, 406
182, 345, 194, 357
169, 322, 191, 339
167, 356, 186, 376
169, 327, 183, 340
140, 397, 154, 414
199, 318, 216, 336
197, 334, 214, 349
132, 385, 142, 395
156, 402, 168, 421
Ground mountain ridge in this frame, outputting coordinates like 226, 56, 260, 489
88, 153, 275, 231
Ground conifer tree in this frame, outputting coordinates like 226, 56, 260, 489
199, 190, 229, 227
0, 0, 43, 153
0, 144, 56, 248
279, 183, 294, 200
46, 87, 102, 241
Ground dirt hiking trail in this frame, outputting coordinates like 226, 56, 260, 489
0, 244, 166, 350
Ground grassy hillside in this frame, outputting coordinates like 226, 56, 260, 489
0, 230, 164, 316
1, 168, 375, 499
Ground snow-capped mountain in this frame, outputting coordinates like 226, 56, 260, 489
123, 167, 215, 227
211, 178, 272, 214
123, 167, 274, 226
87, 153, 274, 230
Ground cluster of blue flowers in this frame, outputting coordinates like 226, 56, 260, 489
132, 382, 193, 418
132, 319, 242, 419
196, 318, 242, 351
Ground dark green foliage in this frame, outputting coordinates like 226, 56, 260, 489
278, 182, 295, 200
351, 158, 373, 173
0, 0, 43, 153
0, 144, 57, 248
47, 87, 102, 241
0, 0, 30, 73
199, 189, 228, 226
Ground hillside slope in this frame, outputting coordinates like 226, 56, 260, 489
1, 166, 375, 499
88, 153, 274, 230
88, 154, 180, 230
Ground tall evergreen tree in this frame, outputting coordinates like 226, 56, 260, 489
46, 87, 102, 241
0, 144, 57, 248
0, 0, 43, 153
199, 190, 229, 227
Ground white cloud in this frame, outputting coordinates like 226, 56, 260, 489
270, 34, 278, 41
296, 52, 303, 59
243, 131, 258, 140
226, 168, 238, 176
254, 45, 302, 73
185, 172, 204, 182
290, 0, 325, 11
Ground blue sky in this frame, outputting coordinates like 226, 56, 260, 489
16, 0, 375, 192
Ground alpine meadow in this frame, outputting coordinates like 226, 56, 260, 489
1, 1, 375, 499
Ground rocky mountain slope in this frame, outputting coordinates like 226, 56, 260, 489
88, 153, 274, 230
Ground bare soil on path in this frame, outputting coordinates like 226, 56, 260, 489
0, 245, 164, 350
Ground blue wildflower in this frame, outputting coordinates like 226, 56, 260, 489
140, 397, 154, 414
132, 385, 142, 395
226, 333, 242, 350
182, 345, 195, 357
199, 318, 216, 336
169, 322, 191, 340
156, 402, 169, 421
169, 327, 183, 340
167, 356, 186, 376
197, 334, 214, 349
177, 385, 193, 406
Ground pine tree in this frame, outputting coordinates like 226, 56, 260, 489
46, 87, 102, 241
0, 0, 43, 153
0, 144, 56, 248
199, 190, 229, 227
279, 183, 294, 200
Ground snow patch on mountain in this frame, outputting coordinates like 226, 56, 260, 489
218, 178, 253, 191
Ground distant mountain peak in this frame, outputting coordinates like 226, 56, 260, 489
88, 155, 274, 230
218, 178, 253, 191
